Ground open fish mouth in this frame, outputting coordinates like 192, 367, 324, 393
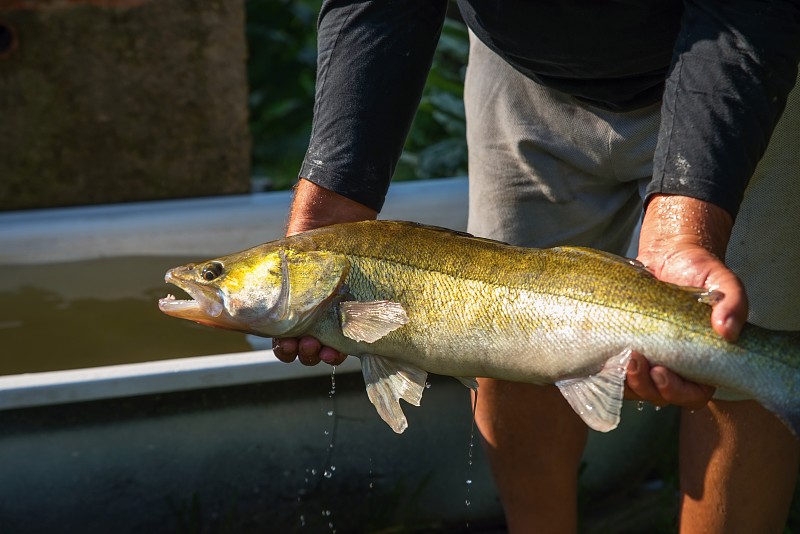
158, 269, 224, 318
158, 293, 201, 314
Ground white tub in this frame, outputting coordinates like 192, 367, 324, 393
0, 177, 673, 533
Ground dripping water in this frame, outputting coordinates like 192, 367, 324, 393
321, 365, 338, 532
464, 387, 479, 529
296, 365, 339, 531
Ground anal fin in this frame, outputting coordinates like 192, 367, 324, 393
361, 354, 428, 433
556, 349, 632, 432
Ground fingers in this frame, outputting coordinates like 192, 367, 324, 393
272, 337, 297, 363
319, 346, 348, 365
707, 267, 748, 342
625, 352, 664, 406
297, 336, 322, 365
272, 336, 347, 366
625, 352, 715, 410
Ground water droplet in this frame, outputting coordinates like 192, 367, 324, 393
327, 410, 334, 417
655, 405, 662, 412
324, 430, 329, 436
322, 509, 331, 517
466, 479, 472, 485
637, 401, 645, 412
465, 499, 471, 506
324, 470, 333, 479
425, 381, 431, 389
310, 468, 317, 476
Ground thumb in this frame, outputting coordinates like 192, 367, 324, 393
703, 258, 748, 342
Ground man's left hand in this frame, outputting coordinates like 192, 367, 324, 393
624, 194, 748, 408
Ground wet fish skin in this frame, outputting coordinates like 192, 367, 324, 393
159, 220, 800, 435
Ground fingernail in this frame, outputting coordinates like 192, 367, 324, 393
715, 315, 740, 342
628, 358, 638, 373
652, 371, 667, 388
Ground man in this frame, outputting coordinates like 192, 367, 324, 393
272, 1, 800, 531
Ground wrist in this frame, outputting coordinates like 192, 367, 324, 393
641, 194, 733, 261
287, 178, 378, 236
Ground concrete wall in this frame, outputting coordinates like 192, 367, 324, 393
0, 0, 250, 210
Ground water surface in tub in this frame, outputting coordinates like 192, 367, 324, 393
0, 256, 250, 376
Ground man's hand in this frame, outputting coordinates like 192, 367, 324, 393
272, 178, 377, 366
625, 194, 748, 408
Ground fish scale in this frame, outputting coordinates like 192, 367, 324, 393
159, 220, 800, 436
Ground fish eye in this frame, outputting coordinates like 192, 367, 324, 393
201, 262, 224, 281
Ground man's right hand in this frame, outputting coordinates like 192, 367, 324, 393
272, 178, 377, 366
272, 336, 348, 366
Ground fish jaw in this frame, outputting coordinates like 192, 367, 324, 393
159, 267, 225, 323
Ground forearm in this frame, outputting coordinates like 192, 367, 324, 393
639, 193, 733, 263
287, 178, 377, 236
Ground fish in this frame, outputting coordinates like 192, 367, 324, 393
158, 220, 800, 436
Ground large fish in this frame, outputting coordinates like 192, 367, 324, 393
159, 221, 799, 436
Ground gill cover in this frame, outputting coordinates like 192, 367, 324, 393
260, 249, 351, 336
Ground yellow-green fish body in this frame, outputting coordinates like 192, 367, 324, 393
159, 221, 800, 435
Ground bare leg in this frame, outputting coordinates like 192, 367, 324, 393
474, 379, 588, 534
679, 400, 799, 533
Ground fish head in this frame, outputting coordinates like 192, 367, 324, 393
159, 244, 350, 337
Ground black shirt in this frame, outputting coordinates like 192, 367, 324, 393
299, 0, 800, 218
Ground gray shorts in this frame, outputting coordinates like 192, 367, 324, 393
464, 34, 800, 330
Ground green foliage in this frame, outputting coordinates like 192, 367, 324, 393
246, 1, 468, 190
246, 0, 321, 189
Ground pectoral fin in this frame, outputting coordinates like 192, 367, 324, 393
361, 354, 427, 434
556, 349, 632, 432
340, 301, 409, 343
